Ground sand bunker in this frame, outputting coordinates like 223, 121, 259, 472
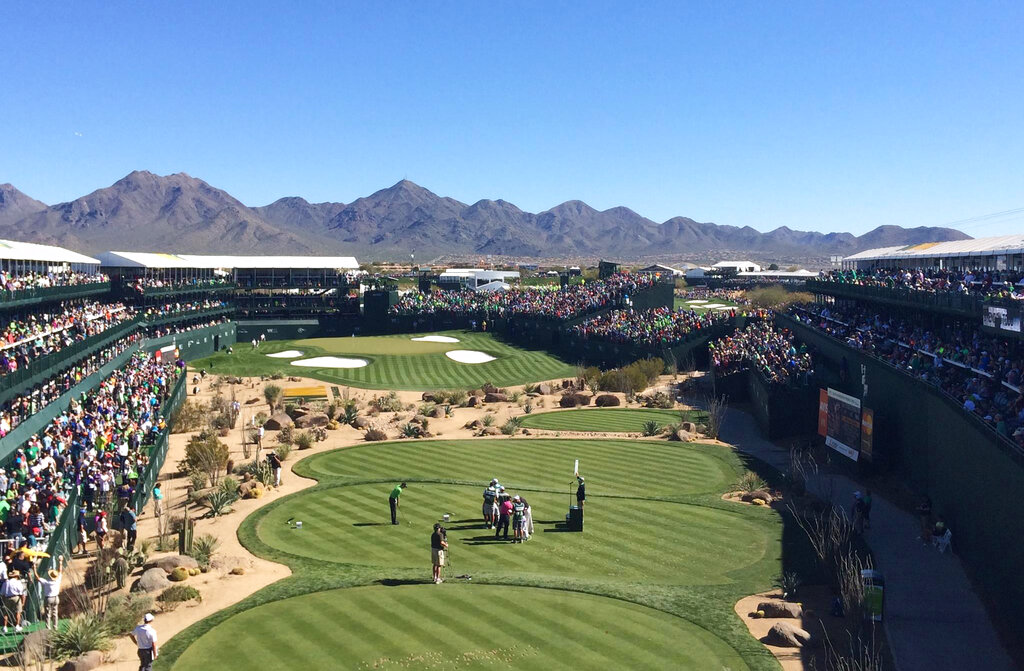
411, 335, 460, 343
686, 300, 708, 304
266, 350, 304, 359
715, 306, 735, 311
290, 357, 369, 369
702, 303, 726, 309
445, 350, 496, 364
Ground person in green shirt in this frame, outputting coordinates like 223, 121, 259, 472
152, 483, 164, 517
388, 483, 407, 525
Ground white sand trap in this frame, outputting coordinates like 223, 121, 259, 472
266, 350, 304, 359
686, 299, 708, 304
715, 306, 735, 311
445, 350, 496, 364
702, 303, 726, 309
290, 356, 369, 369
412, 335, 461, 343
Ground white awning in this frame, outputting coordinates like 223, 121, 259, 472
98, 251, 359, 270
0, 240, 100, 265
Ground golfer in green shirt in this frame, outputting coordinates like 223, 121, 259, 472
389, 483, 407, 525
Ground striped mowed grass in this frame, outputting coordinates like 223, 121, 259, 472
518, 408, 708, 433
172, 584, 749, 671
162, 438, 782, 671
192, 330, 575, 390
295, 438, 735, 499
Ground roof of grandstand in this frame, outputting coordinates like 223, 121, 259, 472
97, 251, 359, 270
0, 239, 100, 265
845, 234, 1024, 262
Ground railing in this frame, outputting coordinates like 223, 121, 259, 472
130, 373, 187, 514
142, 306, 235, 328
806, 279, 1021, 319
0, 282, 111, 308
135, 282, 237, 298
0, 316, 143, 396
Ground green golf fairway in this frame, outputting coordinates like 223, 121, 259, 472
518, 408, 707, 433
172, 584, 749, 671
296, 438, 736, 499
256, 483, 773, 585
191, 330, 575, 390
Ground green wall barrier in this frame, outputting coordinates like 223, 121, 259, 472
779, 313, 1024, 643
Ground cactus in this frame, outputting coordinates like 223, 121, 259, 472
178, 508, 194, 555
113, 556, 130, 590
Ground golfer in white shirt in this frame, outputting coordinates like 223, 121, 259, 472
131, 613, 158, 671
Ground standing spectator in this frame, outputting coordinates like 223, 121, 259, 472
1, 570, 26, 632
75, 508, 88, 556
268, 451, 283, 488
512, 495, 526, 543
576, 476, 586, 510
152, 482, 163, 517
95, 511, 108, 551
430, 523, 447, 584
130, 613, 158, 671
120, 506, 138, 552
495, 494, 512, 541
34, 556, 63, 629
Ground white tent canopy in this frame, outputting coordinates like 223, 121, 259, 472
98, 251, 358, 270
844, 235, 1024, 263
0, 240, 100, 265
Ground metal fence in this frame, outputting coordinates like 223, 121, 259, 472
806, 279, 1018, 318
130, 373, 187, 514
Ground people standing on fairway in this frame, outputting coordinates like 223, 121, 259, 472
130, 613, 158, 671
482, 481, 498, 528
521, 495, 534, 540
512, 495, 526, 543
389, 482, 407, 525
431, 523, 448, 583
576, 476, 586, 510
495, 492, 513, 540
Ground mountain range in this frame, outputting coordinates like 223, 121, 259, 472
0, 171, 970, 262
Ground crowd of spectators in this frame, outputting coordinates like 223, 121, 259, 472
678, 287, 750, 306
390, 273, 657, 320
144, 315, 232, 340
789, 302, 1024, 444
0, 269, 108, 295
819, 268, 1024, 300
0, 336, 141, 438
140, 299, 229, 321
131, 276, 231, 294
571, 307, 731, 348
0, 302, 136, 377
710, 320, 815, 386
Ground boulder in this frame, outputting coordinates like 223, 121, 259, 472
464, 419, 483, 430
353, 416, 372, 429
481, 427, 502, 436
466, 396, 481, 407
431, 406, 446, 419
147, 555, 199, 573
263, 413, 294, 430
484, 392, 507, 403
681, 422, 697, 433
421, 392, 435, 402
295, 412, 330, 428
538, 383, 552, 395
594, 394, 621, 407
674, 430, 697, 442
757, 600, 803, 618
288, 376, 302, 382
764, 622, 813, 648
131, 567, 171, 593
239, 480, 265, 499
742, 490, 774, 504
482, 383, 499, 394
289, 406, 310, 419
57, 651, 104, 671
20, 629, 50, 665
413, 414, 428, 425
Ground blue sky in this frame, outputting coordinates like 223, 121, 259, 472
2, 1, 1022, 236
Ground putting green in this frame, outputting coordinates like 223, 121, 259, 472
172, 584, 749, 671
257, 483, 771, 585
518, 408, 708, 433
192, 330, 575, 390
296, 439, 736, 499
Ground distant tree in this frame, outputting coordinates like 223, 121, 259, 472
768, 263, 779, 271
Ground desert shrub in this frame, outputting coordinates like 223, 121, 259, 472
501, 416, 524, 435
275, 444, 293, 461
481, 413, 496, 427
295, 431, 314, 450
205, 490, 238, 517
277, 426, 295, 445
372, 391, 403, 413
738, 471, 767, 494
263, 384, 283, 410
269, 371, 284, 380
559, 393, 581, 408
747, 285, 813, 310
594, 394, 620, 407
157, 584, 201, 610
446, 389, 468, 406
243, 459, 274, 486
102, 593, 153, 636
639, 391, 674, 409
523, 383, 538, 395
179, 431, 230, 486
284, 402, 297, 417
188, 470, 207, 492
401, 423, 422, 438
52, 613, 112, 659
418, 402, 437, 417
364, 428, 388, 441
641, 420, 662, 436
524, 402, 533, 413
189, 534, 220, 569
342, 402, 360, 425
326, 401, 339, 419
254, 411, 269, 426
168, 567, 190, 582
509, 391, 523, 403
171, 400, 209, 433
219, 476, 240, 496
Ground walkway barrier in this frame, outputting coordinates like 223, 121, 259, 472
806, 279, 1017, 319
0, 282, 111, 310
131, 374, 187, 514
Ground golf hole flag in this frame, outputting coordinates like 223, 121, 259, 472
573, 459, 579, 477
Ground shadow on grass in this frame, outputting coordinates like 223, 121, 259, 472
353, 522, 389, 527
377, 578, 433, 587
